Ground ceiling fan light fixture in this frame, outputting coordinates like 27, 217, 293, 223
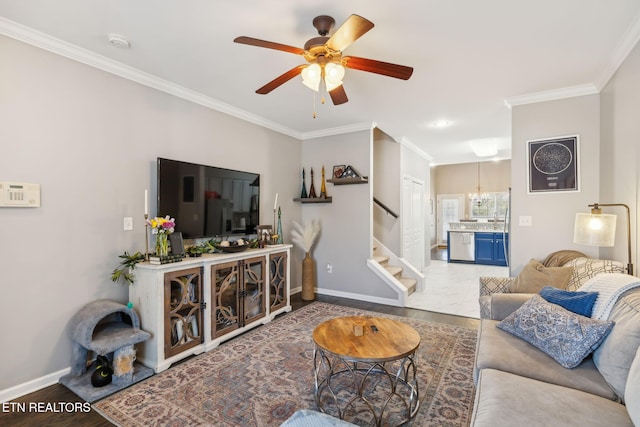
324, 62, 345, 91
302, 63, 322, 92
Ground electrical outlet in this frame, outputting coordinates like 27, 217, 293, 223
123, 217, 134, 231
327, 263, 333, 273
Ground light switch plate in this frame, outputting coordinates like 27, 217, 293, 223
123, 217, 134, 231
519, 215, 533, 227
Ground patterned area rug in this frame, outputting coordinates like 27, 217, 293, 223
94, 302, 477, 426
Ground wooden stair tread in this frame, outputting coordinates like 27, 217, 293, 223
399, 278, 417, 294
385, 266, 402, 277
374, 255, 389, 264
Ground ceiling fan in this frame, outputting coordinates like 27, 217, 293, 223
234, 14, 414, 105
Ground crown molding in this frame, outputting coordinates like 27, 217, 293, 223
595, 10, 640, 90
504, 83, 599, 109
0, 17, 305, 140
300, 122, 375, 140
399, 137, 434, 162
504, 13, 640, 109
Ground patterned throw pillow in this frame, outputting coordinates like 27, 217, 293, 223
497, 295, 614, 368
539, 286, 599, 317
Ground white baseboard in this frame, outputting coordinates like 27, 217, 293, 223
317, 288, 403, 307
0, 367, 70, 403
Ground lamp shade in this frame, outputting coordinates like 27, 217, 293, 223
301, 63, 321, 92
573, 212, 617, 247
324, 62, 345, 91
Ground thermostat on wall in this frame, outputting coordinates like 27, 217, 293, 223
0, 182, 41, 207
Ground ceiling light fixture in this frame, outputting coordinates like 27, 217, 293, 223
470, 139, 498, 157
432, 120, 450, 128
108, 33, 130, 49
301, 62, 345, 93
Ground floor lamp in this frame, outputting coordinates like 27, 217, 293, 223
573, 203, 633, 275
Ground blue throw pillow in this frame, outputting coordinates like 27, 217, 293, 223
539, 286, 599, 317
497, 295, 614, 369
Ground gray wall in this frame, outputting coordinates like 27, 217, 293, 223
0, 35, 302, 392
301, 130, 397, 302
510, 95, 601, 274
373, 128, 401, 254
599, 40, 640, 270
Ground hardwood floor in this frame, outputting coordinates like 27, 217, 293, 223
3, 293, 478, 426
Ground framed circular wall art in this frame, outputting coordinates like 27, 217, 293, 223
527, 135, 579, 193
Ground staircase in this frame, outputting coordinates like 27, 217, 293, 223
373, 249, 418, 296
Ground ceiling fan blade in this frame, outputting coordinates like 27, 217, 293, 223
256, 65, 306, 94
326, 15, 374, 52
234, 36, 305, 55
329, 85, 348, 105
343, 56, 414, 80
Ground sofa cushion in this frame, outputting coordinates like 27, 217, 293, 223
497, 295, 614, 368
625, 346, 640, 425
509, 259, 573, 293
593, 291, 640, 401
471, 369, 632, 427
474, 319, 617, 400
539, 286, 598, 317
563, 257, 625, 291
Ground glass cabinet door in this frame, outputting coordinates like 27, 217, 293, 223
269, 252, 287, 312
211, 261, 241, 338
242, 256, 266, 324
164, 267, 203, 358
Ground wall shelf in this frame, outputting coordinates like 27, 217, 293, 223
327, 177, 368, 185
294, 197, 332, 203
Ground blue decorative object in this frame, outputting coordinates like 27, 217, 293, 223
539, 286, 599, 317
127, 302, 134, 309
497, 295, 614, 368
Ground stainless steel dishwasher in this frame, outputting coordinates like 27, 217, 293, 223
449, 231, 475, 261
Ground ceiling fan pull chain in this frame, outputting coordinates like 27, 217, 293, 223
313, 92, 317, 118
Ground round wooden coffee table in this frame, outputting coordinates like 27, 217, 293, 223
312, 316, 421, 426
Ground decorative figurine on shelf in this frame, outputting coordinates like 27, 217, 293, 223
300, 168, 308, 198
320, 165, 328, 198
308, 167, 317, 198
276, 207, 283, 244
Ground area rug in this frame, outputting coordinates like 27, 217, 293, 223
94, 302, 477, 426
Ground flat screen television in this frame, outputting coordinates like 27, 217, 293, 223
157, 157, 259, 239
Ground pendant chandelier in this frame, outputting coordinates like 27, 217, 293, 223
469, 162, 489, 207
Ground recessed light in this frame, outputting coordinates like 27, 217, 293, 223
108, 33, 131, 49
432, 120, 450, 128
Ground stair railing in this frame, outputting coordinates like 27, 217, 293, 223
373, 197, 399, 219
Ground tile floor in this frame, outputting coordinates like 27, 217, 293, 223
406, 252, 510, 318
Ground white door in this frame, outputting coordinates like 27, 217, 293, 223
402, 177, 425, 272
436, 194, 465, 246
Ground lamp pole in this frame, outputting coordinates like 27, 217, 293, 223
589, 203, 633, 275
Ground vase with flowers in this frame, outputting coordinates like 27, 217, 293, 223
147, 215, 175, 257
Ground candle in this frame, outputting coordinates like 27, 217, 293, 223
144, 189, 148, 216
274, 193, 278, 211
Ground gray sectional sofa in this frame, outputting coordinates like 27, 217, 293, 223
472, 258, 640, 426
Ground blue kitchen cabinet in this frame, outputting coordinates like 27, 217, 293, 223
475, 232, 509, 266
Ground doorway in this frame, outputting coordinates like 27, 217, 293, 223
402, 176, 425, 272
436, 194, 465, 247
